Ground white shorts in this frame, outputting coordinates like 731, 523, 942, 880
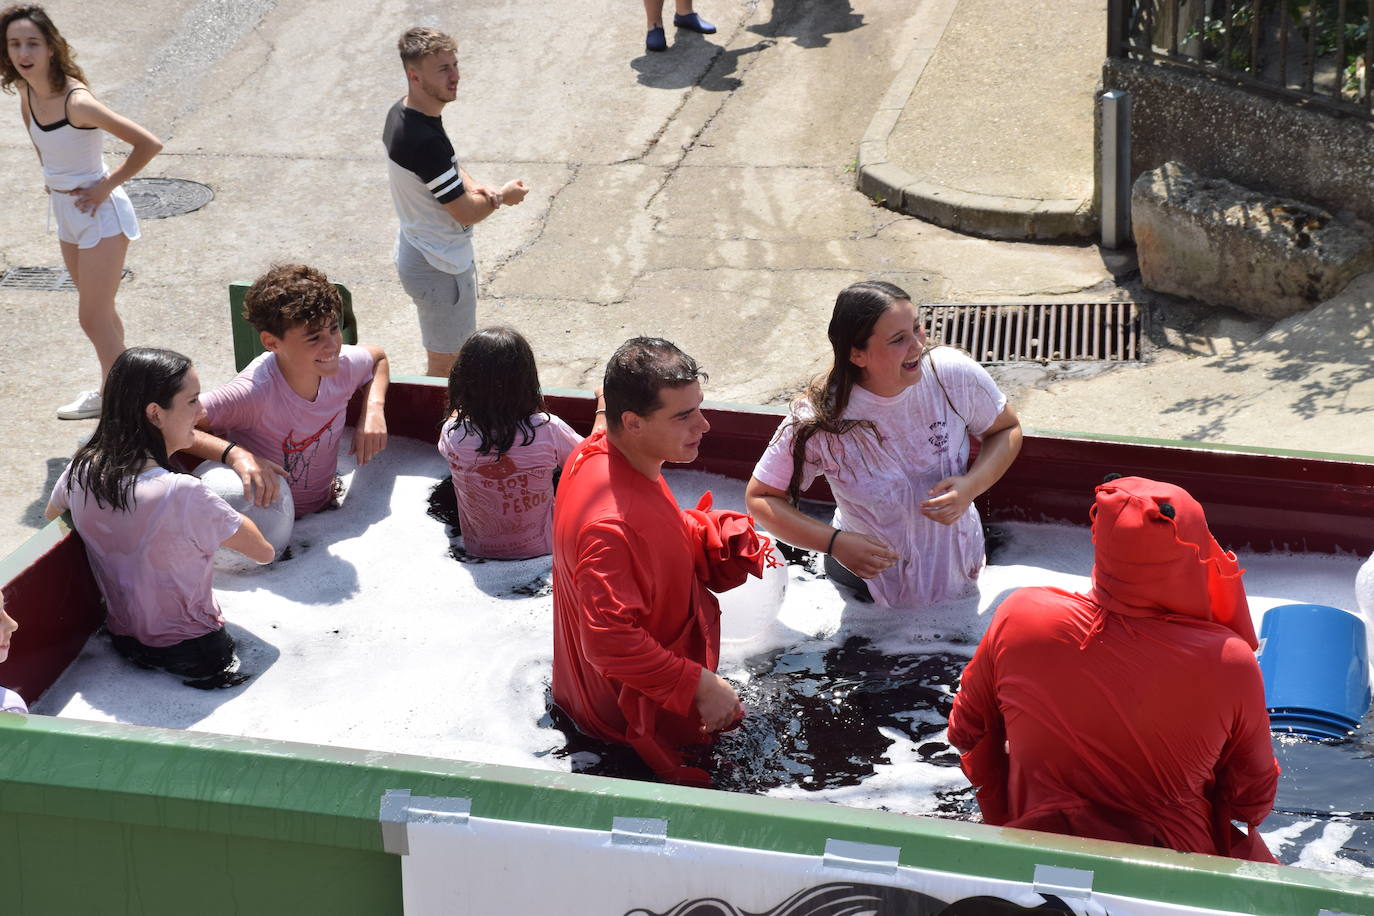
50, 183, 140, 249
395, 231, 477, 355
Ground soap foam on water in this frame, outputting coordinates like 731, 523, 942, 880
33, 438, 1374, 876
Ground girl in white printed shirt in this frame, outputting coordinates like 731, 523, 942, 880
746, 281, 1023, 609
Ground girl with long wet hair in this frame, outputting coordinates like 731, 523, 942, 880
745, 281, 1022, 608
437, 327, 590, 559
2, 4, 162, 419
45, 348, 273, 688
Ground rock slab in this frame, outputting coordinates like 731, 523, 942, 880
1132, 161, 1374, 319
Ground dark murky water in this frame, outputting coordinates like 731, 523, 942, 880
539, 634, 975, 817
1265, 721, 1374, 868
538, 623, 1373, 868
506, 501, 1374, 870
542, 634, 1374, 866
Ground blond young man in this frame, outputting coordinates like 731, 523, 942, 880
384, 27, 528, 378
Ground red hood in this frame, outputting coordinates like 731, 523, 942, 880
1088, 476, 1257, 649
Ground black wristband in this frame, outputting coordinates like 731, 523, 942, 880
220, 442, 237, 464
825, 528, 841, 556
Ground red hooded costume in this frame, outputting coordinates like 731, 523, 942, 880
946, 477, 1280, 862
551, 431, 766, 787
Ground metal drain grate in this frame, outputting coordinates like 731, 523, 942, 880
0, 266, 131, 291
923, 301, 1141, 363
124, 177, 214, 219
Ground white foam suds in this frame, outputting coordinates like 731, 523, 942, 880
33, 438, 1374, 876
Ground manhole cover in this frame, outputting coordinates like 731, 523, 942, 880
923, 301, 1141, 363
124, 177, 214, 219
0, 266, 131, 291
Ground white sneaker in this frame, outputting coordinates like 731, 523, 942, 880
56, 389, 101, 420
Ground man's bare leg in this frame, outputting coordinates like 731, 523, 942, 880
426, 349, 457, 379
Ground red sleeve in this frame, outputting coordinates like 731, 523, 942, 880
947, 607, 1013, 825
572, 521, 701, 717
1213, 643, 1280, 827
947, 618, 1000, 754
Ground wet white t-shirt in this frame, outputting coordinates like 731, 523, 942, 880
753, 347, 1006, 608
48, 467, 243, 646
0, 687, 26, 714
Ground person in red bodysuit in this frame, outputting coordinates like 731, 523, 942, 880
552, 337, 765, 787
947, 476, 1279, 862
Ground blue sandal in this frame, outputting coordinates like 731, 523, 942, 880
673, 12, 716, 33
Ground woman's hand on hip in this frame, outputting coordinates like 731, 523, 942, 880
73, 178, 113, 215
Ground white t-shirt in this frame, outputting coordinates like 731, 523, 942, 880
438, 413, 581, 559
752, 347, 1007, 609
48, 467, 244, 647
0, 687, 26, 714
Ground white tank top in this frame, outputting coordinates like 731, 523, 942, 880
27, 86, 106, 191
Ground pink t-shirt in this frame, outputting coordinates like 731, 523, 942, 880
201, 345, 376, 516
48, 466, 244, 647
437, 413, 581, 559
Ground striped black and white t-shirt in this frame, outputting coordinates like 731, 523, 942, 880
383, 99, 475, 274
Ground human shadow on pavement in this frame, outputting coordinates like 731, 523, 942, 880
632, 31, 773, 91
748, 0, 864, 48
21, 457, 69, 531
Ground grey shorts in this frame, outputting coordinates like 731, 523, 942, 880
394, 232, 477, 355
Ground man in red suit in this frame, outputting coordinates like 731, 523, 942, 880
947, 476, 1279, 862
552, 337, 751, 787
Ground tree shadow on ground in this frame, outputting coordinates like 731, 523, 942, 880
1158, 286, 1374, 443
747, 0, 865, 48
632, 31, 773, 91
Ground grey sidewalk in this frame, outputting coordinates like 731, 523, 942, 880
0, 0, 1117, 557
859, 0, 1103, 240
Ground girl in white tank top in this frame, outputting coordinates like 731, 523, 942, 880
3, 6, 163, 419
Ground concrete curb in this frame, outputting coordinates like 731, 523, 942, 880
856, 0, 1096, 242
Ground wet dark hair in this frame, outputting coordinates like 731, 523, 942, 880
446, 327, 547, 455
66, 347, 192, 511
782, 281, 911, 503
1, 5, 87, 94
603, 337, 706, 431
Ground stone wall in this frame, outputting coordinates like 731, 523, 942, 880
1132, 162, 1374, 319
1102, 58, 1374, 226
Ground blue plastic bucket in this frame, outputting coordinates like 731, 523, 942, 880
1258, 604, 1372, 740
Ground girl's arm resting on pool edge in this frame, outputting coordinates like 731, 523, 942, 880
221, 515, 274, 565
743, 477, 898, 579
920, 404, 1023, 526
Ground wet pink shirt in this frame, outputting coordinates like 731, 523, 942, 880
438, 413, 581, 559
48, 467, 243, 647
201, 346, 376, 516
